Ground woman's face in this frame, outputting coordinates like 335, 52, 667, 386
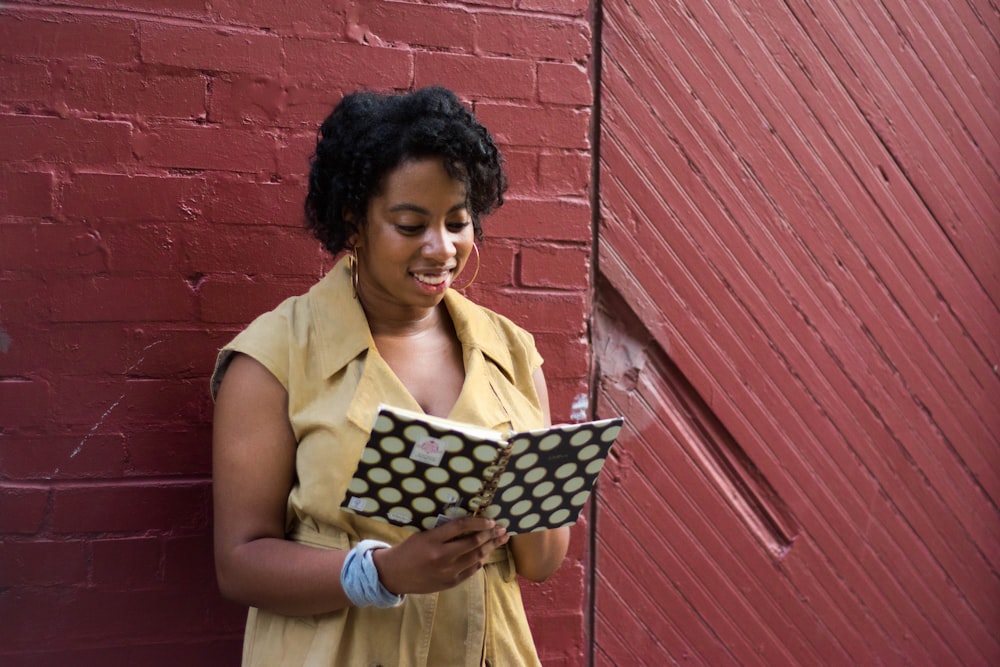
354, 158, 475, 313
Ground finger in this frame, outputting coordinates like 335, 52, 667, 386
437, 517, 496, 542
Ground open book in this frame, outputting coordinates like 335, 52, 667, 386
340, 404, 624, 534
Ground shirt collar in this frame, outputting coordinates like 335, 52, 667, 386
311, 256, 516, 380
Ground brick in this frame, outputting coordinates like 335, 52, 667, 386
14, 0, 206, 15
487, 290, 586, 334
0, 433, 127, 479
49, 377, 128, 427
534, 330, 590, 379
134, 125, 276, 173
0, 379, 51, 433
163, 533, 214, 585
543, 377, 590, 422
476, 103, 590, 149
198, 276, 316, 323
0, 170, 54, 218
1, 115, 132, 166
275, 130, 318, 179
50, 481, 210, 533
50, 587, 213, 642
121, 378, 211, 426
539, 61, 592, 105
354, 2, 475, 51
0, 485, 49, 534
91, 536, 162, 587
63, 65, 207, 119
488, 197, 591, 241
215, 0, 343, 34
415, 52, 535, 100
207, 72, 286, 126
119, 327, 234, 378
140, 22, 281, 74
182, 224, 322, 276
500, 148, 539, 195
0, 12, 136, 63
126, 426, 213, 476
520, 244, 590, 289
46, 324, 133, 376
0, 222, 108, 275
97, 223, 180, 273
473, 241, 516, 287
476, 13, 591, 62
64, 172, 207, 222
0, 540, 88, 586
0, 60, 55, 107
50, 276, 196, 322
206, 177, 305, 226
282, 40, 412, 89
518, 0, 588, 15
539, 151, 591, 196
0, 588, 67, 647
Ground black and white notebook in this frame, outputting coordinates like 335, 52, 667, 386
340, 404, 624, 534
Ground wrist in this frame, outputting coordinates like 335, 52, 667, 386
340, 539, 405, 608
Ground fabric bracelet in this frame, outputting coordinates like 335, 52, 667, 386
340, 539, 405, 608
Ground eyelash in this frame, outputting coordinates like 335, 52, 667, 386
396, 222, 471, 234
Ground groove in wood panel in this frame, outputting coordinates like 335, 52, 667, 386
595, 276, 799, 559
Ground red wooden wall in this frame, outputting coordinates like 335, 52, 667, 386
0, 2, 595, 664
594, 0, 999, 664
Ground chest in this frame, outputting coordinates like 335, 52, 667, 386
373, 329, 466, 418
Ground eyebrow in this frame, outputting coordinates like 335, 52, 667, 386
387, 202, 469, 215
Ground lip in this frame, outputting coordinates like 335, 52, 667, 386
410, 269, 454, 292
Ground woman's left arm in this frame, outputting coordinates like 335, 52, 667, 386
508, 366, 571, 582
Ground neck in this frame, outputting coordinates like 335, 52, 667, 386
358, 290, 446, 338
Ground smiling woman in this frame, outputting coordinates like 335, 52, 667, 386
210, 87, 568, 667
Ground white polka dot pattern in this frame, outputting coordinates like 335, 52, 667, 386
340, 405, 624, 534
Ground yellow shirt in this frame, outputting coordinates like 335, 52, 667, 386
212, 256, 545, 667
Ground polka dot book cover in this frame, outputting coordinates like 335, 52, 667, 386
341, 404, 624, 534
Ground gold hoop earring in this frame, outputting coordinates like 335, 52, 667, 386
349, 247, 359, 299
454, 243, 480, 292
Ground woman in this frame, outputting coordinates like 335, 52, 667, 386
211, 87, 569, 666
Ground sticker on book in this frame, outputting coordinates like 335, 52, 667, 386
410, 436, 446, 466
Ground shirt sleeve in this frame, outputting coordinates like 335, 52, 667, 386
210, 307, 292, 401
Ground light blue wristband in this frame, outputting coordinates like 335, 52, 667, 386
340, 539, 405, 608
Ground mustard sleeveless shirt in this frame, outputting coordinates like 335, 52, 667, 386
211, 257, 545, 667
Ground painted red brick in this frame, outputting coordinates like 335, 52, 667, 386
0, 379, 50, 433
488, 197, 592, 242
181, 225, 322, 276
476, 103, 591, 149
63, 65, 207, 118
1, 115, 132, 166
126, 426, 213, 477
518, 0, 589, 15
50, 482, 209, 534
521, 244, 591, 289
539, 61, 593, 105
140, 22, 282, 74
197, 276, 318, 323
134, 125, 276, 173
206, 177, 305, 226
0, 433, 127, 479
282, 40, 413, 88
90, 536, 162, 587
415, 52, 535, 100
50, 276, 196, 323
353, 2, 476, 51
476, 13, 591, 61
207, 73, 287, 127
163, 533, 214, 585
0, 485, 50, 535
540, 151, 591, 196
0, 170, 54, 218
63, 172, 208, 222
0, 12, 136, 63
0, 60, 55, 108
215, 0, 344, 33
0, 540, 88, 586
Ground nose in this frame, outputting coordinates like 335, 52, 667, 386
422, 224, 456, 260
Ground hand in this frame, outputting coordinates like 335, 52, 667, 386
371, 517, 508, 595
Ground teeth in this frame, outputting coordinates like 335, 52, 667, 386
414, 273, 448, 286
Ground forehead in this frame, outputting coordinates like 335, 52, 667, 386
377, 158, 468, 204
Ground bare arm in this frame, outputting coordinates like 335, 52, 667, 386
213, 353, 509, 616
507, 366, 571, 582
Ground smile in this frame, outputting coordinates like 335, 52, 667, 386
412, 271, 451, 286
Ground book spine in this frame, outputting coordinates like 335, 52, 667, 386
469, 443, 513, 517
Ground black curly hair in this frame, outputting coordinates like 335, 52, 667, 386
304, 87, 508, 255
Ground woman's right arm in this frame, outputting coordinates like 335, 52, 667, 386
212, 353, 509, 617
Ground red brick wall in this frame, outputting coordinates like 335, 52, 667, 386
0, 2, 594, 664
